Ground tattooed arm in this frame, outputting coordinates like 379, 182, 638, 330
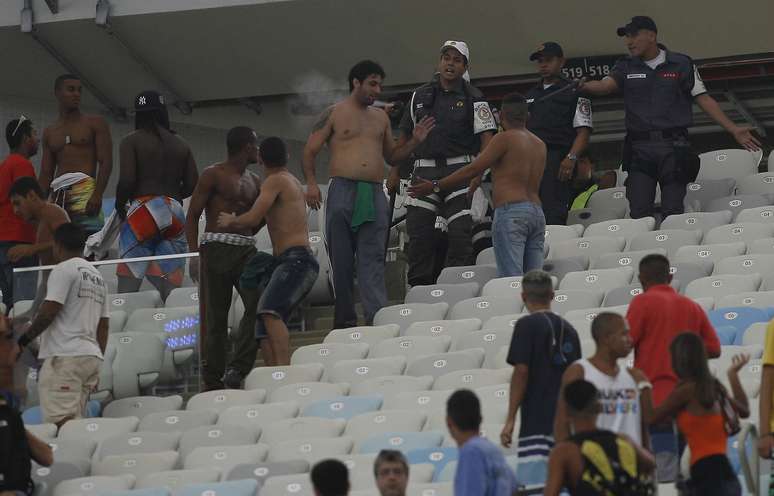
302, 105, 335, 210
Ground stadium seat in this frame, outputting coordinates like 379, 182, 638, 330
258, 473, 314, 496
301, 396, 382, 420
345, 410, 427, 439
337, 454, 378, 491
603, 284, 645, 307
566, 207, 621, 229
544, 224, 585, 245
369, 325, 454, 356
714, 325, 739, 346
542, 256, 590, 282
559, 267, 634, 293
566, 306, 628, 341
551, 289, 605, 316
475, 384, 510, 424
165, 287, 199, 308
260, 417, 346, 445
737, 172, 774, 196
109, 290, 163, 316
59, 417, 140, 443
186, 389, 267, 413
290, 343, 370, 375
109, 310, 128, 333
405, 349, 485, 379
748, 237, 774, 254
244, 363, 325, 393
92, 451, 179, 478
583, 217, 655, 240
31, 461, 86, 496
45, 438, 97, 467
183, 445, 269, 473
25, 423, 57, 439
109, 332, 166, 399
704, 223, 774, 246
590, 248, 667, 271
717, 290, 774, 310
405, 482, 454, 496
481, 275, 558, 299
216, 401, 299, 436
674, 242, 747, 265
735, 205, 774, 224
432, 368, 511, 391
328, 356, 407, 385
475, 247, 495, 265
92, 345, 116, 403
383, 390, 453, 413
53, 475, 136, 496
267, 436, 354, 463
405, 283, 479, 308
481, 314, 527, 331
741, 323, 768, 347
713, 253, 774, 278
706, 195, 770, 219
403, 318, 482, 341
268, 382, 348, 408
453, 329, 514, 368
436, 264, 498, 288
691, 297, 715, 312
548, 236, 626, 261
373, 303, 450, 332
95, 431, 180, 460
136, 469, 221, 490
448, 296, 523, 322
173, 479, 259, 496
178, 425, 257, 460
683, 178, 736, 212
224, 460, 309, 485
660, 210, 733, 235
684, 274, 762, 300
435, 460, 458, 482
306, 231, 334, 306
349, 375, 435, 397
138, 409, 218, 434
406, 447, 459, 481
103, 395, 184, 419
708, 307, 772, 343
626, 229, 703, 258
357, 432, 444, 455
585, 187, 629, 219
669, 261, 714, 292
697, 148, 762, 182
323, 324, 400, 347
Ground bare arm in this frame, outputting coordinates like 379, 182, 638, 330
553, 364, 584, 442
643, 382, 692, 425
26, 430, 53, 466
181, 149, 199, 199
302, 106, 334, 209
695, 94, 761, 151
92, 116, 113, 201
620, 433, 657, 473
218, 177, 279, 231
726, 354, 750, 418
16, 301, 63, 348
437, 133, 506, 190
115, 138, 137, 219
760, 364, 774, 458
629, 368, 653, 449
184, 168, 215, 254
38, 129, 56, 197
501, 363, 528, 448
97, 317, 108, 355
384, 115, 435, 164
579, 77, 619, 97
543, 443, 572, 496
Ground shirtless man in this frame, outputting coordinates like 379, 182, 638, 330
218, 137, 318, 366
303, 60, 434, 328
40, 74, 112, 236
8, 176, 70, 316
409, 92, 547, 277
115, 91, 198, 300
185, 126, 263, 390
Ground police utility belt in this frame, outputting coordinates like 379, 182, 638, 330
628, 128, 687, 142
414, 155, 474, 168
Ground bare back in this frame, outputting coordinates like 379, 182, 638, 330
119, 129, 198, 201
490, 129, 546, 208
326, 101, 389, 182
203, 164, 261, 235
44, 114, 102, 176
264, 171, 309, 254
37, 203, 69, 265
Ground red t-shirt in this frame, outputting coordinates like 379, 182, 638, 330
0, 154, 36, 243
627, 284, 721, 406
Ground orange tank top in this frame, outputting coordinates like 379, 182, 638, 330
677, 410, 727, 465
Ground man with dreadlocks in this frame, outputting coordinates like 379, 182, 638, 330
115, 90, 199, 299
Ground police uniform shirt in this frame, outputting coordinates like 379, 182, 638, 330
525, 78, 593, 148
399, 78, 497, 159
607, 46, 706, 132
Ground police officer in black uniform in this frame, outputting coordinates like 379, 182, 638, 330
396, 40, 497, 287
580, 16, 760, 220
525, 42, 593, 225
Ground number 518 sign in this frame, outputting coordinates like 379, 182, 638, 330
560, 55, 623, 80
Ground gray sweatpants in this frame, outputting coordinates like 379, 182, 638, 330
325, 177, 389, 328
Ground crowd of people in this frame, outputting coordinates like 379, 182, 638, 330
0, 11, 771, 496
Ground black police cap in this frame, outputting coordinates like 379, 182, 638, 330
616, 16, 658, 37
529, 42, 564, 62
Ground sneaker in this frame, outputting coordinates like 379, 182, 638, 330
222, 368, 244, 389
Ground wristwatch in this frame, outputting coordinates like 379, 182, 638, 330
432, 180, 441, 194
566, 153, 578, 161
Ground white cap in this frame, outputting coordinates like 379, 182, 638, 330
441, 40, 470, 64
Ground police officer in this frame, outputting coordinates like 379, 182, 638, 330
394, 40, 497, 287
580, 16, 760, 219
525, 42, 593, 226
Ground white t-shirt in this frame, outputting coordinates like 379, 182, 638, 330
578, 359, 642, 446
644, 49, 707, 97
38, 257, 108, 359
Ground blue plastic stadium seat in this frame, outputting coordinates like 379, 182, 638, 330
301, 395, 382, 420
358, 431, 444, 454
172, 479, 259, 496
708, 307, 773, 344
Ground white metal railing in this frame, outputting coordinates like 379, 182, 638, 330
12, 252, 199, 273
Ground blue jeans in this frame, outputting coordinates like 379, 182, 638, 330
492, 202, 546, 277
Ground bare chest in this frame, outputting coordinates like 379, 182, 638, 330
47, 122, 94, 154
333, 113, 384, 142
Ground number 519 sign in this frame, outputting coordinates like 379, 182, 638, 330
560, 55, 624, 80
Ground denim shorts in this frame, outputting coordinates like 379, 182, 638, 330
255, 246, 319, 339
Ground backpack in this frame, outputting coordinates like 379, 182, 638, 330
0, 402, 34, 495
571, 430, 655, 496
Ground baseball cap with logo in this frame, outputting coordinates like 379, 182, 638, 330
441, 40, 470, 64
616, 16, 658, 36
529, 42, 564, 61
134, 90, 166, 112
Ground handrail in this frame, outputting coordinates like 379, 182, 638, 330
739, 422, 759, 495
12, 252, 199, 273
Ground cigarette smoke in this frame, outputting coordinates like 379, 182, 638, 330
287, 71, 347, 133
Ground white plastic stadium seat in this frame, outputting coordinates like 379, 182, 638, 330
405, 349, 486, 379
712, 254, 774, 278
290, 343, 370, 374
405, 283, 479, 308
323, 324, 400, 347
58, 417, 140, 443
177, 425, 257, 460
559, 267, 633, 293
403, 318, 482, 341
185, 389, 267, 413
369, 335, 452, 361
585, 187, 629, 219
660, 210, 733, 235
703, 223, 774, 246
138, 409, 217, 434
673, 242, 747, 265
328, 356, 407, 385
583, 217, 655, 240
95, 431, 180, 459
268, 382, 349, 408
432, 368, 511, 391
267, 436, 353, 463
103, 395, 184, 419
717, 291, 774, 310
453, 329, 514, 368
482, 313, 527, 331
481, 276, 558, 299
165, 287, 200, 308
349, 375, 434, 398
590, 248, 666, 271
684, 179, 736, 212
736, 172, 774, 196
108, 290, 162, 316
705, 195, 770, 220
183, 444, 269, 474
544, 224, 585, 245
91, 451, 178, 478
216, 401, 299, 436
735, 206, 774, 224
344, 410, 427, 440
259, 417, 346, 445
436, 264, 498, 288
373, 303, 449, 332
244, 363, 324, 394
684, 274, 762, 300
447, 296, 523, 322
548, 236, 626, 262
53, 475, 136, 496
108, 332, 166, 399
697, 148, 762, 182
551, 289, 605, 316
135, 469, 220, 490
626, 229, 703, 258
